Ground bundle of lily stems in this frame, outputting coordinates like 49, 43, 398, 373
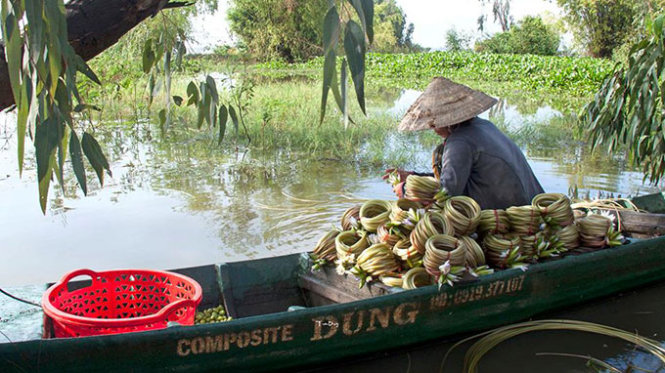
311, 174, 629, 289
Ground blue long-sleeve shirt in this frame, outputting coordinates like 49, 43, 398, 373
418, 117, 544, 209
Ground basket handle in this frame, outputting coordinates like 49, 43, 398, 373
153, 298, 199, 320
58, 269, 101, 289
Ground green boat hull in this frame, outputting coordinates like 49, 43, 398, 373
2, 233, 665, 372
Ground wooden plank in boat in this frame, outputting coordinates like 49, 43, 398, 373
607, 210, 665, 238
300, 259, 402, 306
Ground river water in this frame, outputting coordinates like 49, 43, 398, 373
0, 85, 663, 371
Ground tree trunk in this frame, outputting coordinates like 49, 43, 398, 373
0, 0, 174, 111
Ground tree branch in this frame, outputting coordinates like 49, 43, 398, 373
0, 0, 192, 111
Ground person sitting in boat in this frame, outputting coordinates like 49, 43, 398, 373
384, 77, 544, 210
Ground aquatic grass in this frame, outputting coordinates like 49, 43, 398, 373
250, 54, 595, 116
79, 52, 616, 176
87, 76, 412, 168
233, 80, 404, 163
295, 51, 615, 97
79, 71, 635, 186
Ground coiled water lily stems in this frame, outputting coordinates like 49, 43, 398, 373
479, 209, 511, 235
556, 224, 580, 250
351, 243, 400, 288
517, 234, 538, 260
359, 200, 392, 232
434, 189, 451, 204
424, 234, 467, 275
335, 230, 368, 265
482, 234, 527, 270
341, 205, 361, 231
442, 196, 481, 236
311, 228, 341, 270
507, 205, 541, 236
308, 171, 641, 288
380, 275, 403, 288
402, 267, 433, 289
405, 175, 440, 201
459, 236, 486, 268
423, 234, 488, 287
376, 224, 402, 246
390, 199, 423, 226
533, 193, 575, 227
411, 212, 454, 254
393, 238, 422, 268
577, 213, 623, 248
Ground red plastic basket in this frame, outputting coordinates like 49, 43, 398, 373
42, 269, 202, 338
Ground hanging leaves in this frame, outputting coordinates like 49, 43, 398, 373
172, 96, 183, 107
142, 39, 156, 74
218, 105, 228, 145
69, 130, 87, 196
320, 5, 340, 123
183, 75, 249, 145
186, 81, 200, 106
584, 14, 665, 183
344, 20, 367, 115
81, 132, 112, 186
229, 105, 239, 138
1, 0, 105, 213
319, 0, 374, 124
348, 0, 374, 44
359, 0, 374, 44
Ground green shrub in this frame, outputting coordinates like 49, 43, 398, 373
475, 16, 560, 56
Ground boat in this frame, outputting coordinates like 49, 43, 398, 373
1, 193, 665, 372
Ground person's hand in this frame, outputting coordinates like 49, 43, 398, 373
393, 181, 406, 198
382, 168, 412, 184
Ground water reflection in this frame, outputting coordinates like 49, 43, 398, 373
0, 115, 389, 285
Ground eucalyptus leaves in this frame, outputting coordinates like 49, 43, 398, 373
1, 0, 107, 213
320, 0, 374, 127
584, 15, 665, 183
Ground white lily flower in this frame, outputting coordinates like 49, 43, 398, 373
598, 209, 616, 222
439, 260, 451, 275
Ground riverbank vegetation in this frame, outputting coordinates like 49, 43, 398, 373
78, 41, 617, 172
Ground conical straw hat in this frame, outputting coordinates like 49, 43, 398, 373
398, 77, 498, 132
